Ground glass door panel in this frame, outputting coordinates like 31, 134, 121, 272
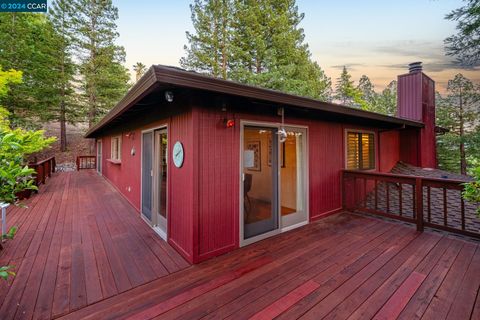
142, 132, 153, 221
243, 126, 279, 240
154, 130, 168, 235
281, 128, 307, 228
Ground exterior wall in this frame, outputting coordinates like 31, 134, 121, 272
97, 101, 405, 264
379, 130, 400, 172
99, 134, 141, 210
168, 111, 196, 262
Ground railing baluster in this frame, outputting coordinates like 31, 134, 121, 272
399, 183, 403, 216
443, 188, 447, 227
461, 195, 465, 231
416, 178, 424, 232
427, 186, 431, 222
386, 182, 390, 214
374, 179, 378, 211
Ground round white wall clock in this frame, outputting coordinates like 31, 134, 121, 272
172, 141, 184, 168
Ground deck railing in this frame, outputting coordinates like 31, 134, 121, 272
29, 156, 56, 186
76, 155, 96, 170
343, 170, 480, 239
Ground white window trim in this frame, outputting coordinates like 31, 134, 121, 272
110, 135, 122, 161
344, 129, 377, 171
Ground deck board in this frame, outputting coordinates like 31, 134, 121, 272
0, 171, 188, 320
1, 170, 479, 319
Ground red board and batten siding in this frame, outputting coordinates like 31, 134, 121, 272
379, 130, 400, 172
397, 71, 436, 168
168, 111, 196, 262
100, 135, 142, 210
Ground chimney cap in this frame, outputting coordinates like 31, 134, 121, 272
408, 62, 423, 73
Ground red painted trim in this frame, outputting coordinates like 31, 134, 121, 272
250, 280, 320, 320
310, 208, 343, 221
197, 244, 239, 263
373, 271, 426, 320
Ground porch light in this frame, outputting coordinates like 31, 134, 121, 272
225, 119, 235, 128
165, 91, 174, 102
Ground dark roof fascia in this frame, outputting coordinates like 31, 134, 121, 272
86, 65, 424, 138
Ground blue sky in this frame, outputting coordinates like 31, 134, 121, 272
114, 0, 479, 92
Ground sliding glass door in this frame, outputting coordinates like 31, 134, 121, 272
241, 124, 308, 245
242, 126, 279, 240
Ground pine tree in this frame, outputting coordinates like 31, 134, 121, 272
334, 66, 362, 107
133, 62, 147, 81
180, 0, 232, 79
375, 80, 397, 116
48, 0, 78, 151
357, 75, 376, 106
230, 0, 331, 100
445, 0, 480, 66
437, 74, 480, 174
71, 0, 130, 128
0, 13, 57, 127
181, 0, 331, 100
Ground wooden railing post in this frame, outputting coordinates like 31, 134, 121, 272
415, 178, 424, 232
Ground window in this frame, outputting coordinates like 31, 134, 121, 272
346, 131, 375, 170
111, 136, 122, 161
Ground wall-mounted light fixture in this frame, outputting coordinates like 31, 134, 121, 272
165, 91, 174, 103
125, 131, 135, 139
224, 119, 235, 128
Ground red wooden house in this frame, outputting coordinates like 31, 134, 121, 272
85, 62, 437, 264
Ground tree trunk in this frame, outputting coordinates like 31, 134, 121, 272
459, 88, 467, 175
60, 101, 67, 152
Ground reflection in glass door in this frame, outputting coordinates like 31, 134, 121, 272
154, 130, 168, 237
280, 128, 307, 229
242, 126, 279, 240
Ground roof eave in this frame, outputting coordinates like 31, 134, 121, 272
85, 65, 424, 138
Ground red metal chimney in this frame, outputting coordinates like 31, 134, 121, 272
397, 62, 437, 168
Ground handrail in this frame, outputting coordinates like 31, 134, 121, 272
343, 170, 479, 239
28, 156, 56, 187
76, 155, 96, 170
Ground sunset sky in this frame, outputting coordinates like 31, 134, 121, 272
114, 0, 479, 93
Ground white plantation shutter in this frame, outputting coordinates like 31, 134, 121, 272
346, 132, 375, 170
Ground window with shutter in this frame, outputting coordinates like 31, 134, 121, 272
346, 131, 375, 170
111, 136, 122, 161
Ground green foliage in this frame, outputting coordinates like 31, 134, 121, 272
133, 62, 147, 81
436, 74, 480, 174
181, 0, 332, 100
0, 69, 55, 205
71, 0, 130, 127
3, 226, 17, 240
445, 0, 480, 66
0, 107, 55, 204
0, 265, 15, 281
0, 13, 58, 127
463, 166, 480, 215
334, 66, 363, 107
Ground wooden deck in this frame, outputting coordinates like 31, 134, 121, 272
0, 170, 189, 320
1, 171, 480, 319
